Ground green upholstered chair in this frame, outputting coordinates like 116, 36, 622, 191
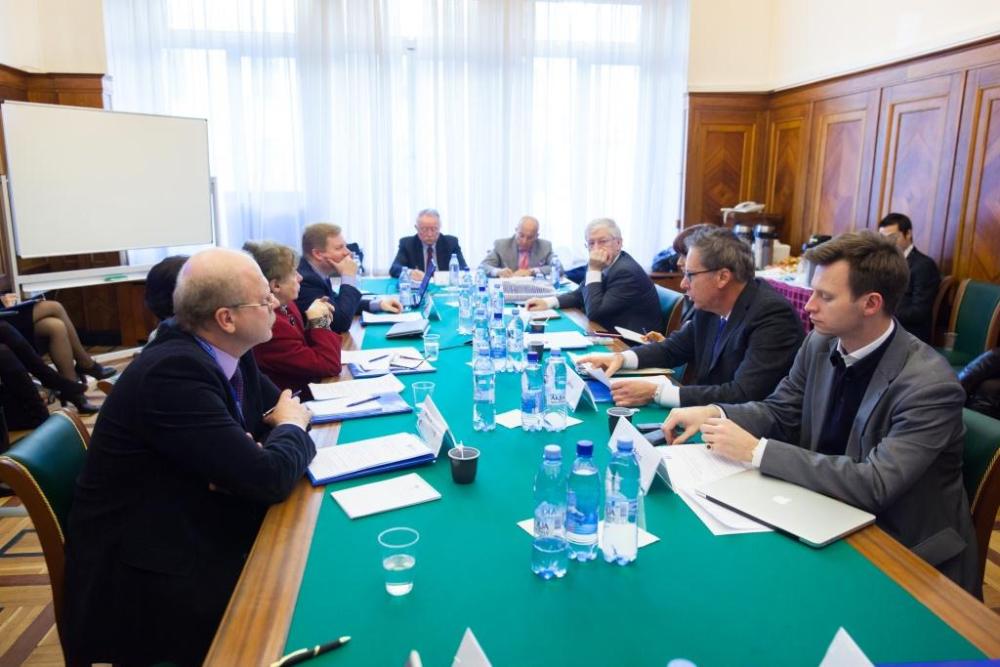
939, 279, 1000, 369
655, 285, 687, 377
961, 408, 1000, 593
0, 409, 89, 656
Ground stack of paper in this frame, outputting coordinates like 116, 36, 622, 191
342, 347, 434, 377
361, 310, 425, 325
309, 374, 405, 401
524, 330, 592, 350
307, 432, 435, 485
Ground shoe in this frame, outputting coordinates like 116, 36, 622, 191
58, 390, 100, 415
75, 361, 118, 381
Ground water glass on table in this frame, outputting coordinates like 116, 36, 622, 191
422, 333, 440, 361
412, 381, 435, 413
378, 527, 419, 596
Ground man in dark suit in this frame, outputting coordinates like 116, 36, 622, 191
665, 232, 977, 595
389, 208, 469, 279
63, 249, 316, 666
480, 215, 554, 278
525, 218, 663, 334
878, 212, 941, 343
296, 222, 402, 333
578, 227, 804, 407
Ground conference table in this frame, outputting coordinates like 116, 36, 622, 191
205, 278, 1000, 666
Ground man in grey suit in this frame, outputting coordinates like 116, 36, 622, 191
480, 216, 553, 278
663, 231, 978, 595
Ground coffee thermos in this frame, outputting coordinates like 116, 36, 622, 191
752, 223, 778, 270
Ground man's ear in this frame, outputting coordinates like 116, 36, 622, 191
862, 292, 885, 317
214, 306, 237, 334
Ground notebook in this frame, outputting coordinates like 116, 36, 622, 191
330, 473, 441, 519
307, 432, 436, 485
386, 319, 430, 338
305, 393, 412, 423
696, 470, 875, 547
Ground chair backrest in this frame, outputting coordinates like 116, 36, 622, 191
950, 279, 1000, 359
961, 407, 1000, 592
655, 285, 686, 335
930, 275, 956, 346
0, 410, 89, 644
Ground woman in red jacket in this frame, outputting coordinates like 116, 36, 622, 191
243, 241, 342, 396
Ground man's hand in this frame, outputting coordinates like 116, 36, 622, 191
264, 389, 312, 430
588, 247, 612, 271
409, 269, 425, 282
700, 417, 758, 463
610, 379, 657, 407
512, 268, 534, 277
661, 405, 721, 444
379, 297, 403, 313
575, 352, 624, 376
525, 298, 551, 312
498, 267, 514, 278
642, 331, 666, 343
332, 254, 358, 277
305, 297, 335, 321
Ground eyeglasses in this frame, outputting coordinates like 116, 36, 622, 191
228, 295, 276, 311
682, 268, 719, 281
585, 237, 617, 249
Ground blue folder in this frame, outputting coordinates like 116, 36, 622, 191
585, 379, 612, 403
309, 393, 413, 424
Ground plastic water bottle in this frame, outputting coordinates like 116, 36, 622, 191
489, 311, 508, 372
543, 347, 568, 431
507, 312, 526, 372
458, 283, 474, 334
532, 445, 568, 580
449, 253, 461, 287
476, 266, 489, 290
489, 280, 505, 316
521, 347, 545, 431
473, 304, 490, 355
603, 438, 639, 565
566, 440, 601, 561
472, 347, 496, 431
398, 267, 412, 308
476, 283, 490, 312
550, 254, 563, 287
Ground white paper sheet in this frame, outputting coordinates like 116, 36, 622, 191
416, 395, 453, 456
330, 473, 441, 519
342, 346, 422, 371
309, 374, 405, 401
362, 310, 425, 325
305, 395, 393, 419
524, 330, 592, 350
614, 326, 647, 344
494, 409, 582, 429
819, 628, 874, 667
307, 432, 433, 482
516, 518, 660, 549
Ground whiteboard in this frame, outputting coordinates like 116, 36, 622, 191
1, 102, 213, 258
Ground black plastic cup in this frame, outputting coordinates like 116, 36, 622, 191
447, 447, 480, 484
528, 321, 546, 335
607, 406, 636, 434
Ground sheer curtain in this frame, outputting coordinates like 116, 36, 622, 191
106, 0, 688, 272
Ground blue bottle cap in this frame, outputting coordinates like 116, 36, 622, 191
543, 444, 562, 461
526, 348, 539, 362
493, 311, 503, 319
576, 440, 594, 456
550, 347, 562, 356
616, 438, 634, 453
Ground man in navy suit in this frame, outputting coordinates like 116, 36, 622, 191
389, 208, 469, 280
578, 227, 804, 407
526, 218, 663, 336
296, 222, 402, 333
878, 212, 941, 343
64, 249, 316, 666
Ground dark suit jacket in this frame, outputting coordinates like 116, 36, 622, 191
295, 256, 367, 334
897, 247, 941, 343
389, 234, 468, 278
556, 251, 663, 337
721, 326, 978, 595
63, 323, 315, 666
634, 279, 804, 405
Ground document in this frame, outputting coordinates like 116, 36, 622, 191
305, 393, 411, 423
361, 310, 425, 325
614, 326, 647, 345
524, 330, 592, 350
308, 374, 405, 401
516, 518, 660, 549
819, 628, 874, 667
518, 308, 561, 323
494, 409, 583, 429
330, 473, 441, 519
659, 444, 770, 535
343, 347, 434, 377
307, 432, 435, 485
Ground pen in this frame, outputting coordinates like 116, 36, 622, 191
270, 636, 351, 667
367, 353, 390, 363
263, 390, 302, 418
345, 395, 379, 407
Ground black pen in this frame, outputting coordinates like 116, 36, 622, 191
263, 390, 302, 418
270, 636, 351, 667
367, 353, 390, 363
345, 394, 379, 407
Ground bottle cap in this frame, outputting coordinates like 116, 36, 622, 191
526, 348, 540, 362
616, 438, 634, 453
493, 311, 503, 319
576, 440, 594, 456
550, 347, 562, 356
543, 444, 562, 461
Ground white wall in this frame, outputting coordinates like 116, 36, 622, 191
689, 0, 1000, 92
0, 0, 105, 73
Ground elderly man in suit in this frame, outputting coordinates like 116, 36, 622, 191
64, 248, 316, 665
296, 222, 402, 333
577, 227, 804, 407
389, 208, 469, 280
664, 231, 978, 595
525, 218, 662, 335
877, 212, 941, 343
480, 215, 553, 278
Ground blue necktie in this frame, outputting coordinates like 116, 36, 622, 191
711, 317, 727, 357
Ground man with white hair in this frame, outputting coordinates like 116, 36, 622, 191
480, 215, 553, 278
64, 248, 315, 666
527, 218, 662, 335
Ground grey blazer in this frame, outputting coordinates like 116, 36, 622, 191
720, 325, 979, 595
480, 236, 553, 277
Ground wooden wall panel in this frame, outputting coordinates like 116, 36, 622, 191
869, 73, 964, 267
804, 91, 880, 239
953, 63, 1000, 283
764, 103, 811, 251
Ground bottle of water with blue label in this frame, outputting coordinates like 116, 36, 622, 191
398, 267, 412, 308
473, 304, 489, 356
489, 280, 505, 316
472, 347, 496, 431
506, 312, 526, 372
532, 444, 568, 580
566, 440, 601, 561
550, 254, 563, 287
458, 281, 474, 334
543, 347, 568, 431
489, 311, 508, 372
603, 438, 639, 565
449, 253, 460, 287
476, 282, 490, 313
521, 346, 545, 431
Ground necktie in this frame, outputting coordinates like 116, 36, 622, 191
518, 249, 529, 270
426, 245, 434, 271
711, 317, 727, 357
230, 365, 245, 419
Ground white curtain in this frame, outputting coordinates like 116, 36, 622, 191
106, 0, 689, 272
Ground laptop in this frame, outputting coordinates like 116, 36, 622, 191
405, 260, 436, 310
696, 469, 875, 547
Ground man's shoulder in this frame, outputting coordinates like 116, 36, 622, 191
894, 330, 960, 385
747, 279, 802, 318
